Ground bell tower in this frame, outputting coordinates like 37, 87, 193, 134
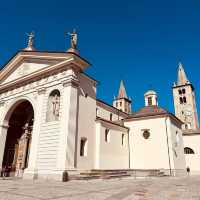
172, 62, 199, 130
113, 80, 132, 114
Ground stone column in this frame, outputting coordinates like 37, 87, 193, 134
23, 88, 46, 179
56, 73, 79, 176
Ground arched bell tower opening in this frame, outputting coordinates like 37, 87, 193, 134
2, 100, 34, 177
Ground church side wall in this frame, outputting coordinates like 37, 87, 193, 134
76, 74, 97, 169
125, 118, 171, 170
97, 105, 124, 121
183, 135, 200, 175
95, 121, 129, 169
168, 121, 186, 176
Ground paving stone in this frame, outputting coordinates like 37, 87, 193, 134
0, 176, 200, 200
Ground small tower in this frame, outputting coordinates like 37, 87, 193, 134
113, 80, 132, 114
173, 62, 199, 130
144, 90, 158, 106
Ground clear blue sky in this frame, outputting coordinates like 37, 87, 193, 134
0, 0, 200, 113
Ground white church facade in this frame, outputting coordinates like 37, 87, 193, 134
0, 32, 198, 181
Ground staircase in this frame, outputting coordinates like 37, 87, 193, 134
69, 169, 167, 180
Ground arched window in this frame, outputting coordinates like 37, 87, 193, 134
182, 89, 186, 94
179, 97, 183, 104
178, 89, 182, 95
148, 97, 152, 106
183, 96, 187, 103
46, 89, 60, 122
184, 147, 195, 154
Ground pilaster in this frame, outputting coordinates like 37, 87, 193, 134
24, 87, 46, 179
56, 75, 79, 172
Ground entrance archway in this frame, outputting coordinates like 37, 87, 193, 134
2, 100, 34, 177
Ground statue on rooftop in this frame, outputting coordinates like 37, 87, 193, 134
67, 29, 77, 49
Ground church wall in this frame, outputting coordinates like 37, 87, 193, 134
183, 135, 200, 175
96, 104, 124, 121
95, 121, 129, 169
76, 74, 97, 169
125, 118, 173, 171
168, 120, 186, 176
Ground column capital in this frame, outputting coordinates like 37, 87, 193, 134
0, 124, 9, 129
62, 76, 79, 88
0, 101, 5, 107
37, 87, 46, 95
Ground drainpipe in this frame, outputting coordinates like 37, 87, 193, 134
127, 128, 131, 169
165, 117, 172, 176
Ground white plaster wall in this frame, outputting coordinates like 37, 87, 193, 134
168, 121, 186, 174
97, 105, 124, 121
125, 118, 173, 170
76, 74, 97, 169
183, 135, 200, 175
96, 121, 129, 169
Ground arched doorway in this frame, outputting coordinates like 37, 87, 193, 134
2, 100, 34, 177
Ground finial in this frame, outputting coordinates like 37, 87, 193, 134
178, 62, 183, 69
24, 31, 35, 51
66, 29, 79, 54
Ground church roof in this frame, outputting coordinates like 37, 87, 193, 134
117, 80, 128, 99
177, 62, 190, 86
129, 106, 168, 118
124, 105, 183, 127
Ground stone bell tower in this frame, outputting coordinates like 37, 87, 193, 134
113, 80, 132, 114
172, 62, 199, 130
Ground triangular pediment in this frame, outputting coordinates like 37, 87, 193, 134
0, 51, 68, 85
0, 50, 90, 90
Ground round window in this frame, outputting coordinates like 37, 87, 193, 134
143, 130, 150, 139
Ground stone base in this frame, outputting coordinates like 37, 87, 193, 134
23, 169, 80, 181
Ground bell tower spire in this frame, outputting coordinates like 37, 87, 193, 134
173, 62, 199, 130
113, 80, 132, 114
177, 62, 190, 86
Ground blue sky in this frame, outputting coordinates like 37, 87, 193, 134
0, 0, 200, 113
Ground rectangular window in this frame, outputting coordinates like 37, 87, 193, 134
105, 129, 110, 143
122, 134, 125, 146
110, 113, 113, 121
80, 138, 87, 156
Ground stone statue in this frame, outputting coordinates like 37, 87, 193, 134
47, 93, 60, 121
52, 94, 60, 118
67, 29, 77, 49
24, 31, 35, 51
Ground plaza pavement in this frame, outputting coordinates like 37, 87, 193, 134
0, 176, 200, 200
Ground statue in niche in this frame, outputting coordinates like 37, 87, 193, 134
46, 90, 60, 122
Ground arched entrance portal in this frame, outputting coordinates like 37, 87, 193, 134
2, 100, 34, 177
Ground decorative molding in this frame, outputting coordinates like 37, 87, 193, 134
62, 76, 79, 88
0, 101, 5, 107
37, 87, 46, 95
0, 124, 9, 129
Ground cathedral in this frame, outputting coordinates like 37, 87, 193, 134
0, 32, 199, 181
